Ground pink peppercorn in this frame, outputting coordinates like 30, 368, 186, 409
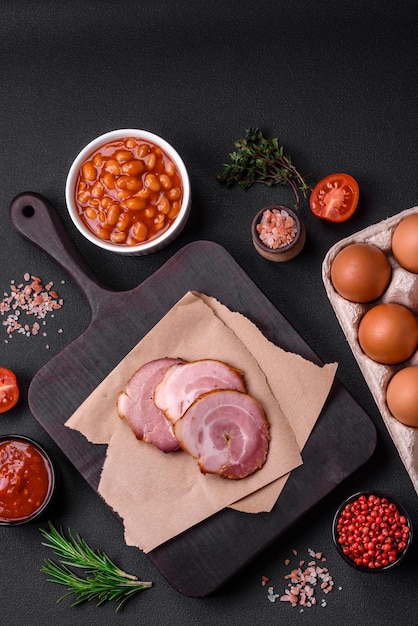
333, 493, 412, 570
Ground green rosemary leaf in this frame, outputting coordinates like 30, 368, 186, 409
40, 523, 152, 611
217, 127, 310, 208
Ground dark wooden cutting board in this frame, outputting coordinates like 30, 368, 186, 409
10, 192, 376, 597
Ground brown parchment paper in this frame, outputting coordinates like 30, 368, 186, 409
200, 294, 338, 513
66, 291, 337, 552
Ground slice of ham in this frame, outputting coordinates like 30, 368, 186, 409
174, 389, 270, 479
153, 359, 247, 423
117, 357, 186, 453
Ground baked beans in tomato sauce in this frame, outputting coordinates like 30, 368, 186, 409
0, 438, 53, 522
75, 137, 184, 246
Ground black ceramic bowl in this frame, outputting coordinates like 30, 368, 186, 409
251, 205, 306, 261
0, 434, 55, 525
332, 491, 413, 572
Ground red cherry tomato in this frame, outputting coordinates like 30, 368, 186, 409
310, 173, 359, 222
0, 367, 20, 413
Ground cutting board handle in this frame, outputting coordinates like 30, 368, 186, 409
9, 192, 110, 316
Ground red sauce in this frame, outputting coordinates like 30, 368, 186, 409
0, 439, 53, 522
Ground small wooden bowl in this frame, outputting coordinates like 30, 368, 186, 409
251, 205, 306, 261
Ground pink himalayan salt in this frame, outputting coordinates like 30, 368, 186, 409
256, 208, 297, 250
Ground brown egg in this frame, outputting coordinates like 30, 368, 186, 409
358, 303, 418, 364
330, 243, 391, 302
392, 213, 418, 273
386, 366, 418, 427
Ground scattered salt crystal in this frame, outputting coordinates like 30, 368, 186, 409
267, 587, 280, 603
266, 548, 338, 610
1, 273, 64, 345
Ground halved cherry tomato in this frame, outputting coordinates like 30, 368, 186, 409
0, 367, 20, 413
310, 173, 359, 222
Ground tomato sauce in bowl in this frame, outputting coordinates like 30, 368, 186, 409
0, 435, 55, 525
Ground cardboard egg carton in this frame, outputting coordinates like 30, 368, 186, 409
322, 207, 418, 495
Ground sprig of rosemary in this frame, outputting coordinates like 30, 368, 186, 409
40, 522, 152, 611
217, 127, 310, 208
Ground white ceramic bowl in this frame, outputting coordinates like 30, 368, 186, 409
65, 129, 191, 255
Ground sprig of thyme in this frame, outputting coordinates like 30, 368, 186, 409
40, 522, 152, 611
217, 127, 310, 208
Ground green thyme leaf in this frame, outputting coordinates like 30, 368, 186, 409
217, 127, 310, 208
